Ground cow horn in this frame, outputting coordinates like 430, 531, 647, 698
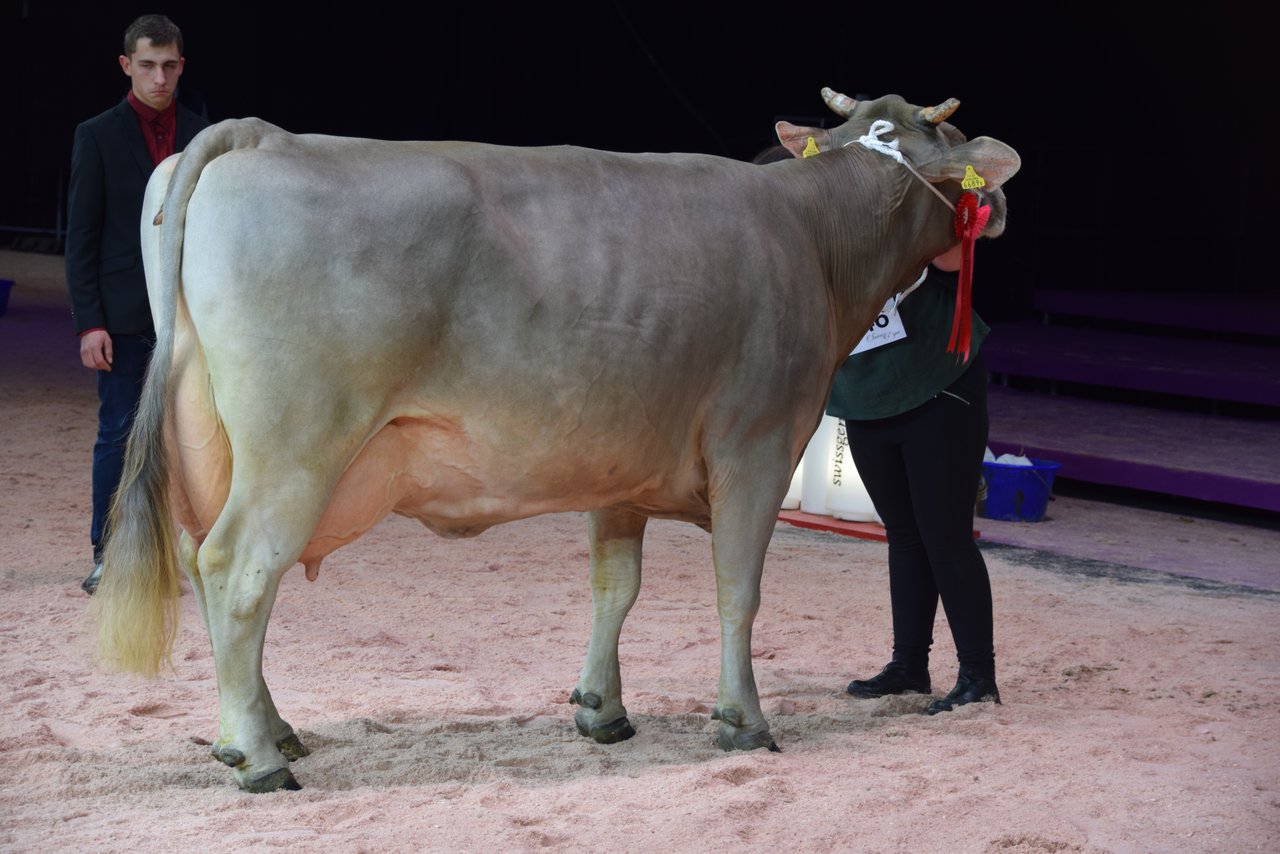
821, 87, 858, 118
918, 98, 961, 125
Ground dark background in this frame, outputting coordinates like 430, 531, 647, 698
4, 1, 1272, 322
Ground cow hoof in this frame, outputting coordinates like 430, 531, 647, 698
240, 766, 302, 793
711, 705, 779, 752
574, 708, 636, 744
716, 725, 780, 752
212, 745, 245, 767
277, 733, 310, 761
568, 688, 602, 710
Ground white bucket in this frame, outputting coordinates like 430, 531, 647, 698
799, 415, 838, 514
786, 414, 879, 522
781, 460, 803, 510
826, 418, 878, 522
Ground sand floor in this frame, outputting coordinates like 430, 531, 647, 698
2, 250, 1277, 853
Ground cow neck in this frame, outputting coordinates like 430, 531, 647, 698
790, 145, 951, 353
852, 119, 989, 361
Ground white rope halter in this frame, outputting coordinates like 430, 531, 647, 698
845, 120, 954, 307
847, 120, 956, 211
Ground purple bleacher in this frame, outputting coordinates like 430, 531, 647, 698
982, 320, 1280, 407
984, 291, 1280, 513
986, 385, 1280, 513
1034, 290, 1280, 337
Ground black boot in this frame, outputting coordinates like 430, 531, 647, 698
847, 660, 931, 698
81, 562, 103, 596
925, 667, 1000, 715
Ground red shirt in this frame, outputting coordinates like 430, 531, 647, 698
126, 89, 178, 166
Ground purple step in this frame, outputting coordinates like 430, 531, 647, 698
982, 320, 1280, 407
986, 385, 1280, 513
1033, 290, 1280, 337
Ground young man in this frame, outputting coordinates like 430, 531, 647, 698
65, 14, 210, 594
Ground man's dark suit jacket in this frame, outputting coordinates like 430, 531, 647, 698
65, 97, 210, 336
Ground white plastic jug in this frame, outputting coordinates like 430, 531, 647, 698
799, 415, 839, 514
781, 461, 803, 510
826, 418, 878, 522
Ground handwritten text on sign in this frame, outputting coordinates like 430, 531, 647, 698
851, 295, 907, 354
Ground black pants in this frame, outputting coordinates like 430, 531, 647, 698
844, 354, 995, 678
92, 332, 155, 562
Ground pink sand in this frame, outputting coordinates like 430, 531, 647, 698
2, 250, 1277, 852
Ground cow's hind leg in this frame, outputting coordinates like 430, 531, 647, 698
184, 533, 310, 764
570, 508, 647, 744
181, 529, 311, 768
195, 480, 332, 792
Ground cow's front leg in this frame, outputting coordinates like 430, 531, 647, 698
708, 469, 785, 752
570, 508, 647, 744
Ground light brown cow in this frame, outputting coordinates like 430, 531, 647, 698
93, 89, 1019, 791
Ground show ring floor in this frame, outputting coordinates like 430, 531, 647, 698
782, 483, 1280, 595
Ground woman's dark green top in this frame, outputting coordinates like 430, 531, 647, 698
826, 268, 989, 421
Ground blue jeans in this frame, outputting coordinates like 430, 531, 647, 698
91, 332, 155, 562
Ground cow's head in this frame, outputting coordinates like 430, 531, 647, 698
776, 89, 1020, 237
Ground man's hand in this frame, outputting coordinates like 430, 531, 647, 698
79, 329, 113, 371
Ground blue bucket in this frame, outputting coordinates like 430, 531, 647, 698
978, 458, 1061, 522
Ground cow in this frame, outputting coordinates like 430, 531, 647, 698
92, 89, 1019, 792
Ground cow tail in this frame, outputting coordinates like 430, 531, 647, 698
93, 118, 276, 676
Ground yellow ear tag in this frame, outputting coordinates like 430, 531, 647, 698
802, 136, 820, 158
961, 164, 986, 189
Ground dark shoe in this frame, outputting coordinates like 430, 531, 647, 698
847, 661, 931, 698
81, 563, 103, 596
926, 668, 1001, 715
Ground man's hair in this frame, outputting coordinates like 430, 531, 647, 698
123, 14, 184, 57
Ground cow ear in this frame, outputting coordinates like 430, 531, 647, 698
916, 136, 1021, 190
775, 121, 831, 159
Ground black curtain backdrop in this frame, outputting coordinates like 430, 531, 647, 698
4, 1, 1273, 322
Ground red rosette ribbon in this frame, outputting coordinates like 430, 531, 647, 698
947, 191, 991, 362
